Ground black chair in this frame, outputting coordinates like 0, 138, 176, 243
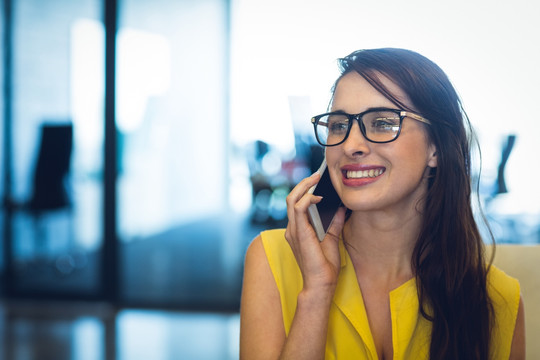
25, 123, 76, 271
28, 123, 73, 214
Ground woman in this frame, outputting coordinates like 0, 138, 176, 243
240, 48, 525, 359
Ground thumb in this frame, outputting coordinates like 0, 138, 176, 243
320, 207, 347, 268
325, 207, 347, 242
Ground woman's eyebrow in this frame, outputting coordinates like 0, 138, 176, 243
329, 106, 401, 114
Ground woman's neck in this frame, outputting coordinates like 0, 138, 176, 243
342, 208, 422, 287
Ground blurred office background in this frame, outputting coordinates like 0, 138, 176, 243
0, 0, 538, 359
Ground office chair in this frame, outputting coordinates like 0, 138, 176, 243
28, 123, 73, 214
26, 123, 76, 272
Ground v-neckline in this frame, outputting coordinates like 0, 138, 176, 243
332, 240, 417, 360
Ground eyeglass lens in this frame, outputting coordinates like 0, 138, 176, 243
315, 110, 401, 145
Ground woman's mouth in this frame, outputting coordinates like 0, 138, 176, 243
341, 166, 385, 187
344, 168, 385, 179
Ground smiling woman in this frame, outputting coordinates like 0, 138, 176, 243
240, 48, 525, 360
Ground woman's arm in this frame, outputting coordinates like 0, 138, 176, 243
508, 296, 525, 360
240, 235, 286, 360
240, 173, 346, 359
239, 234, 342, 360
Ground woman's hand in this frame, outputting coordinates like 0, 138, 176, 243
285, 172, 347, 294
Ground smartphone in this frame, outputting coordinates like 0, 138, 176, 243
307, 158, 342, 241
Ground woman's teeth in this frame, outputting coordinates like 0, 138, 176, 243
346, 169, 384, 179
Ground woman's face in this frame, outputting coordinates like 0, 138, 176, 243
326, 71, 437, 215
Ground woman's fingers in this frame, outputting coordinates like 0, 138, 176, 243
292, 192, 322, 237
285, 172, 325, 263
286, 172, 321, 238
286, 172, 320, 215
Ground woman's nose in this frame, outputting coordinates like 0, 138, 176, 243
342, 120, 371, 156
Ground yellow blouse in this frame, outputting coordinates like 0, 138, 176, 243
261, 229, 520, 360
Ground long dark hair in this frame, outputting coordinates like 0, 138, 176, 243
336, 48, 494, 359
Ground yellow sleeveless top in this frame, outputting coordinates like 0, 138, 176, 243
261, 229, 520, 360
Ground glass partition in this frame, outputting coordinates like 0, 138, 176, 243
9, 0, 103, 296
116, 0, 235, 308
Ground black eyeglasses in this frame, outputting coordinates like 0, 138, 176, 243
311, 107, 431, 146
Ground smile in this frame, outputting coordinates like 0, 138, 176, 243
345, 168, 384, 179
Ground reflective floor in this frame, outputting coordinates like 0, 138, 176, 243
7, 211, 273, 311
0, 301, 239, 360
1, 210, 279, 360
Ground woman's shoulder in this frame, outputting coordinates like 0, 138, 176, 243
260, 228, 287, 243
259, 229, 297, 270
245, 229, 288, 263
487, 265, 522, 358
487, 264, 520, 305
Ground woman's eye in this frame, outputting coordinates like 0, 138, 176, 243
328, 118, 349, 133
371, 117, 400, 132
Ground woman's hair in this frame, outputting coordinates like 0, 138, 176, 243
335, 48, 494, 360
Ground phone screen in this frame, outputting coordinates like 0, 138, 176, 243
308, 159, 342, 241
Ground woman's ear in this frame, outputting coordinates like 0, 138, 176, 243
427, 144, 437, 168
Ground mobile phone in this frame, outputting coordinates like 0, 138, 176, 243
307, 158, 342, 241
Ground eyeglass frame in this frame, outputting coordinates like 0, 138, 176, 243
310, 107, 431, 146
